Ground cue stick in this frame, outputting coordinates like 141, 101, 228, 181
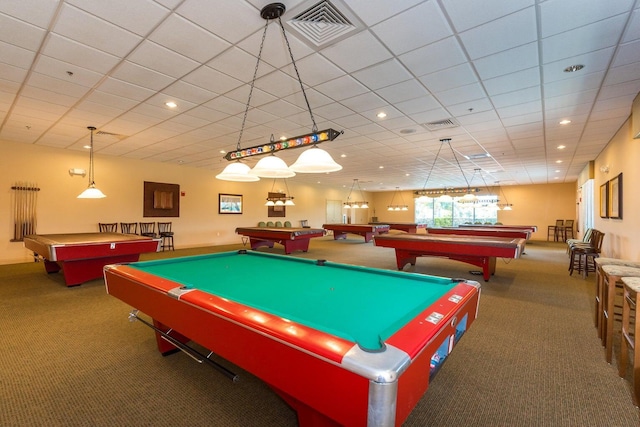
17, 183, 24, 239
128, 311, 239, 382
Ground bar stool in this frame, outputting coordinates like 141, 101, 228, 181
619, 276, 640, 405
563, 219, 574, 241
139, 222, 156, 238
157, 222, 174, 251
547, 219, 563, 241
568, 230, 604, 278
120, 222, 138, 234
595, 258, 640, 339
601, 265, 640, 364
99, 222, 118, 232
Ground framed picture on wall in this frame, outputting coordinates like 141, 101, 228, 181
219, 193, 243, 214
599, 183, 608, 218
608, 173, 622, 219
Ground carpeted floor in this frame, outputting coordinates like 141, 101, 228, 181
0, 236, 638, 426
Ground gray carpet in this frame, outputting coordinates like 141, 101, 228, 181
0, 237, 638, 426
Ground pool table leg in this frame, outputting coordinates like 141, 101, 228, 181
394, 249, 416, 270
272, 387, 343, 427
43, 259, 61, 274
282, 239, 311, 254
249, 238, 274, 250
152, 319, 190, 355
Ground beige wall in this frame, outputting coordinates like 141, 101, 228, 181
594, 117, 639, 260
370, 183, 577, 241
8, 132, 629, 264
1, 140, 346, 264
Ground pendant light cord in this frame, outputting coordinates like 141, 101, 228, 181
276, 16, 318, 133
88, 126, 96, 186
420, 140, 445, 190
236, 20, 270, 151
445, 138, 471, 189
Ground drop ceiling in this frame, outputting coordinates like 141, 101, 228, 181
1, 0, 639, 192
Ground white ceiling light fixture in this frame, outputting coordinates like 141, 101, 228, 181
343, 179, 368, 209
496, 181, 513, 211
219, 3, 342, 179
77, 126, 106, 199
216, 161, 260, 182
250, 143, 296, 178
387, 187, 408, 211
265, 178, 295, 206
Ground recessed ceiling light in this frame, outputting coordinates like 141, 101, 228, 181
557, 145, 566, 149
556, 160, 563, 163
377, 112, 387, 119
165, 101, 177, 108
280, 136, 287, 141
563, 64, 584, 73
83, 145, 91, 149
340, 154, 347, 158
219, 150, 226, 154
559, 119, 571, 125
379, 165, 384, 169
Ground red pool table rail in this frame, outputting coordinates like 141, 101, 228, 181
24, 232, 161, 286
104, 252, 480, 427
323, 223, 390, 243
374, 233, 524, 282
235, 227, 325, 254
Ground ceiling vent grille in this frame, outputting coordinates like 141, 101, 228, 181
423, 118, 460, 131
95, 130, 126, 140
284, 0, 363, 48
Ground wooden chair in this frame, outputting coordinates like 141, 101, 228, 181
567, 228, 592, 254
275, 221, 283, 227
266, 221, 275, 227
569, 230, 604, 278
157, 222, 174, 251
258, 221, 267, 227
284, 221, 292, 228
99, 223, 118, 233
563, 219, 575, 241
120, 222, 137, 234
300, 220, 310, 228
139, 222, 156, 238
547, 219, 563, 241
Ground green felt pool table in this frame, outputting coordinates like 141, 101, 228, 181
104, 250, 480, 427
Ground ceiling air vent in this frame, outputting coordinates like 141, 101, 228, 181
284, 0, 364, 48
423, 118, 460, 131
95, 130, 126, 141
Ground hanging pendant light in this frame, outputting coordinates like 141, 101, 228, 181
343, 179, 368, 209
289, 145, 342, 173
216, 161, 260, 182
388, 187, 409, 211
250, 136, 295, 178
218, 3, 342, 178
264, 177, 295, 206
77, 126, 106, 199
496, 181, 514, 210
251, 154, 295, 178
444, 138, 478, 203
